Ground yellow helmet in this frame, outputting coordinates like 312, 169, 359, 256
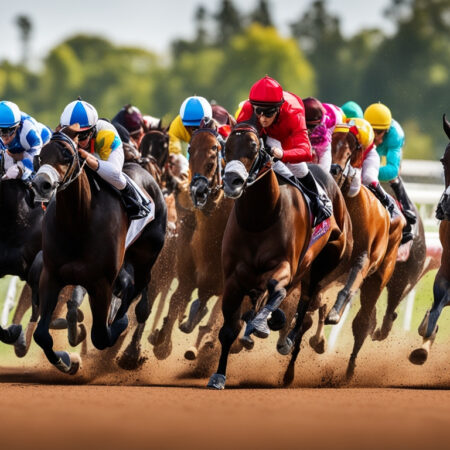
346, 117, 374, 150
364, 102, 392, 130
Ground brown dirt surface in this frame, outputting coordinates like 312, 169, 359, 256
2, 297, 450, 450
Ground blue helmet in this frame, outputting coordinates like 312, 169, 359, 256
0, 101, 21, 128
180, 96, 212, 126
60, 100, 98, 130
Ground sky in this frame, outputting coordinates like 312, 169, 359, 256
0, 0, 394, 66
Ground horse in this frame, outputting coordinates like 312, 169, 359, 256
327, 128, 405, 378
409, 114, 450, 365
207, 123, 351, 389
31, 127, 166, 374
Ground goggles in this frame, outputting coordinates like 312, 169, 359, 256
254, 106, 278, 118
78, 127, 94, 141
0, 126, 18, 137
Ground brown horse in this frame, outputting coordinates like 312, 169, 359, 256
409, 114, 450, 364
151, 124, 233, 362
327, 128, 404, 378
207, 123, 351, 389
31, 127, 166, 374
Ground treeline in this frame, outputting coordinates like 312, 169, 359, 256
1, 0, 449, 158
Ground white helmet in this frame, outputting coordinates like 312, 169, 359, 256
60, 100, 98, 130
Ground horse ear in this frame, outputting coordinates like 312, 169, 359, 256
443, 114, 450, 140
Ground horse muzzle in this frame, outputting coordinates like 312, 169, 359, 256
32, 165, 60, 202
223, 172, 245, 199
190, 177, 209, 209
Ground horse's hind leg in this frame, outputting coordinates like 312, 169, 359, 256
66, 286, 87, 347
34, 270, 80, 374
11, 283, 31, 325
409, 272, 450, 365
179, 286, 214, 334
207, 280, 244, 390
309, 303, 327, 354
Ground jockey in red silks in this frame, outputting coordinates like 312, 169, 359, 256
237, 75, 332, 226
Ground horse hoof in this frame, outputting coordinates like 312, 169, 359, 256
2, 324, 23, 345
309, 335, 326, 354
153, 341, 172, 360
179, 321, 193, 334
277, 337, 293, 356
13, 329, 27, 357
230, 339, 244, 354
239, 335, 254, 350
71, 324, 87, 347
409, 348, 429, 365
148, 328, 161, 346
67, 353, 82, 375
282, 364, 295, 386
50, 318, 68, 330
325, 309, 340, 325
77, 308, 84, 322
207, 373, 226, 390
117, 347, 146, 371
346, 361, 355, 380
54, 351, 81, 375
372, 328, 383, 341
184, 347, 198, 360
267, 308, 286, 331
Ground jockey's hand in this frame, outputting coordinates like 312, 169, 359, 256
2, 164, 21, 180
270, 146, 283, 160
78, 148, 99, 171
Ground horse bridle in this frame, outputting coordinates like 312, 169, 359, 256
228, 123, 272, 187
40, 132, 87, 192
189, 128, 224, 198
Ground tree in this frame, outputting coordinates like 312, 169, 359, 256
15, 15, 32, 67
214, 0, 243, 45
249, 0, 273, 27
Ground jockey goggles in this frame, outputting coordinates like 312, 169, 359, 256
0, 125, 18, 137
77, 127, 95, 141
254, 106, 279, 118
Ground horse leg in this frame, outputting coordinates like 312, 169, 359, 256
11, 283, 31, 325
207, 281, 244, 390
89, 280, 128, 350
276, 287, 301, 354
282, 299, 313, 386
409, 272, 450, 365
118, 286, 154, 370
179, 287, 214, 334
185, 296, 222, 361
309, 302, 327, 354
151, 277, 195, 360
326, 251, 369, 324
66, 286, 87, 347
33, 271, 80, 374
346, 275, 381, 381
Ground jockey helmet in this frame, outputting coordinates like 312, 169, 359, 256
180, 96, 212, 127
60, 100, 98, 130
364, 102, 392, 130
0, 101, 21, 128
123, 104, 144, 135
249, 76, 284, 107
346, 117, 374, 150
303, 97, 325, 128
341, 101, 363, 119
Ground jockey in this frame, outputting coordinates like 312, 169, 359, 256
237, 75, 332, 227
364, 102, 416, 238
341, 101, 364, 119
341, 118, 409, 240
112, 104, 145, 149
0, 100, 51, 181
168, 96, 212, 157
303, 97, 343, 172
60, 99, 150, 220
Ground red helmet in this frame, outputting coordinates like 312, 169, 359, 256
123, 105, 143, 135
249, 76, 284, 107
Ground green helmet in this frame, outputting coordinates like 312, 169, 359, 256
341, 101, 363, 119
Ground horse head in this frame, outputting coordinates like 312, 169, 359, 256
139, 130, 169, 169
188, 126, 223, 209
330, 125, 359, 188
223, 123, 269, 199
32, 125, 83, 202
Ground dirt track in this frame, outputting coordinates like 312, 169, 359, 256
2, 317, 450, 450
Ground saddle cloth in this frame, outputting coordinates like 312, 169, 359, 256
124, 174, 155, 249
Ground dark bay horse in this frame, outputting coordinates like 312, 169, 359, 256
207, 123, 351, 389
409, 114, 450, 364
31, 127, 166, 374
328, 128, 404, 378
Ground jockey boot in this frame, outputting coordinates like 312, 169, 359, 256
436, 193, 448, 221
368, 182, 397, 218
390, 177, 417, 225
120, 180, 151, 221
296, 171, 333, 227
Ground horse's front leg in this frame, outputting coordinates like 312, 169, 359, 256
207, 279, 244, 390
89, 279, 128, 350
247, 262, 291, 339
33, 268, 80, 375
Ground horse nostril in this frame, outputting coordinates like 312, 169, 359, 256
232, 178, 242, 187
42, 181, 52, 192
